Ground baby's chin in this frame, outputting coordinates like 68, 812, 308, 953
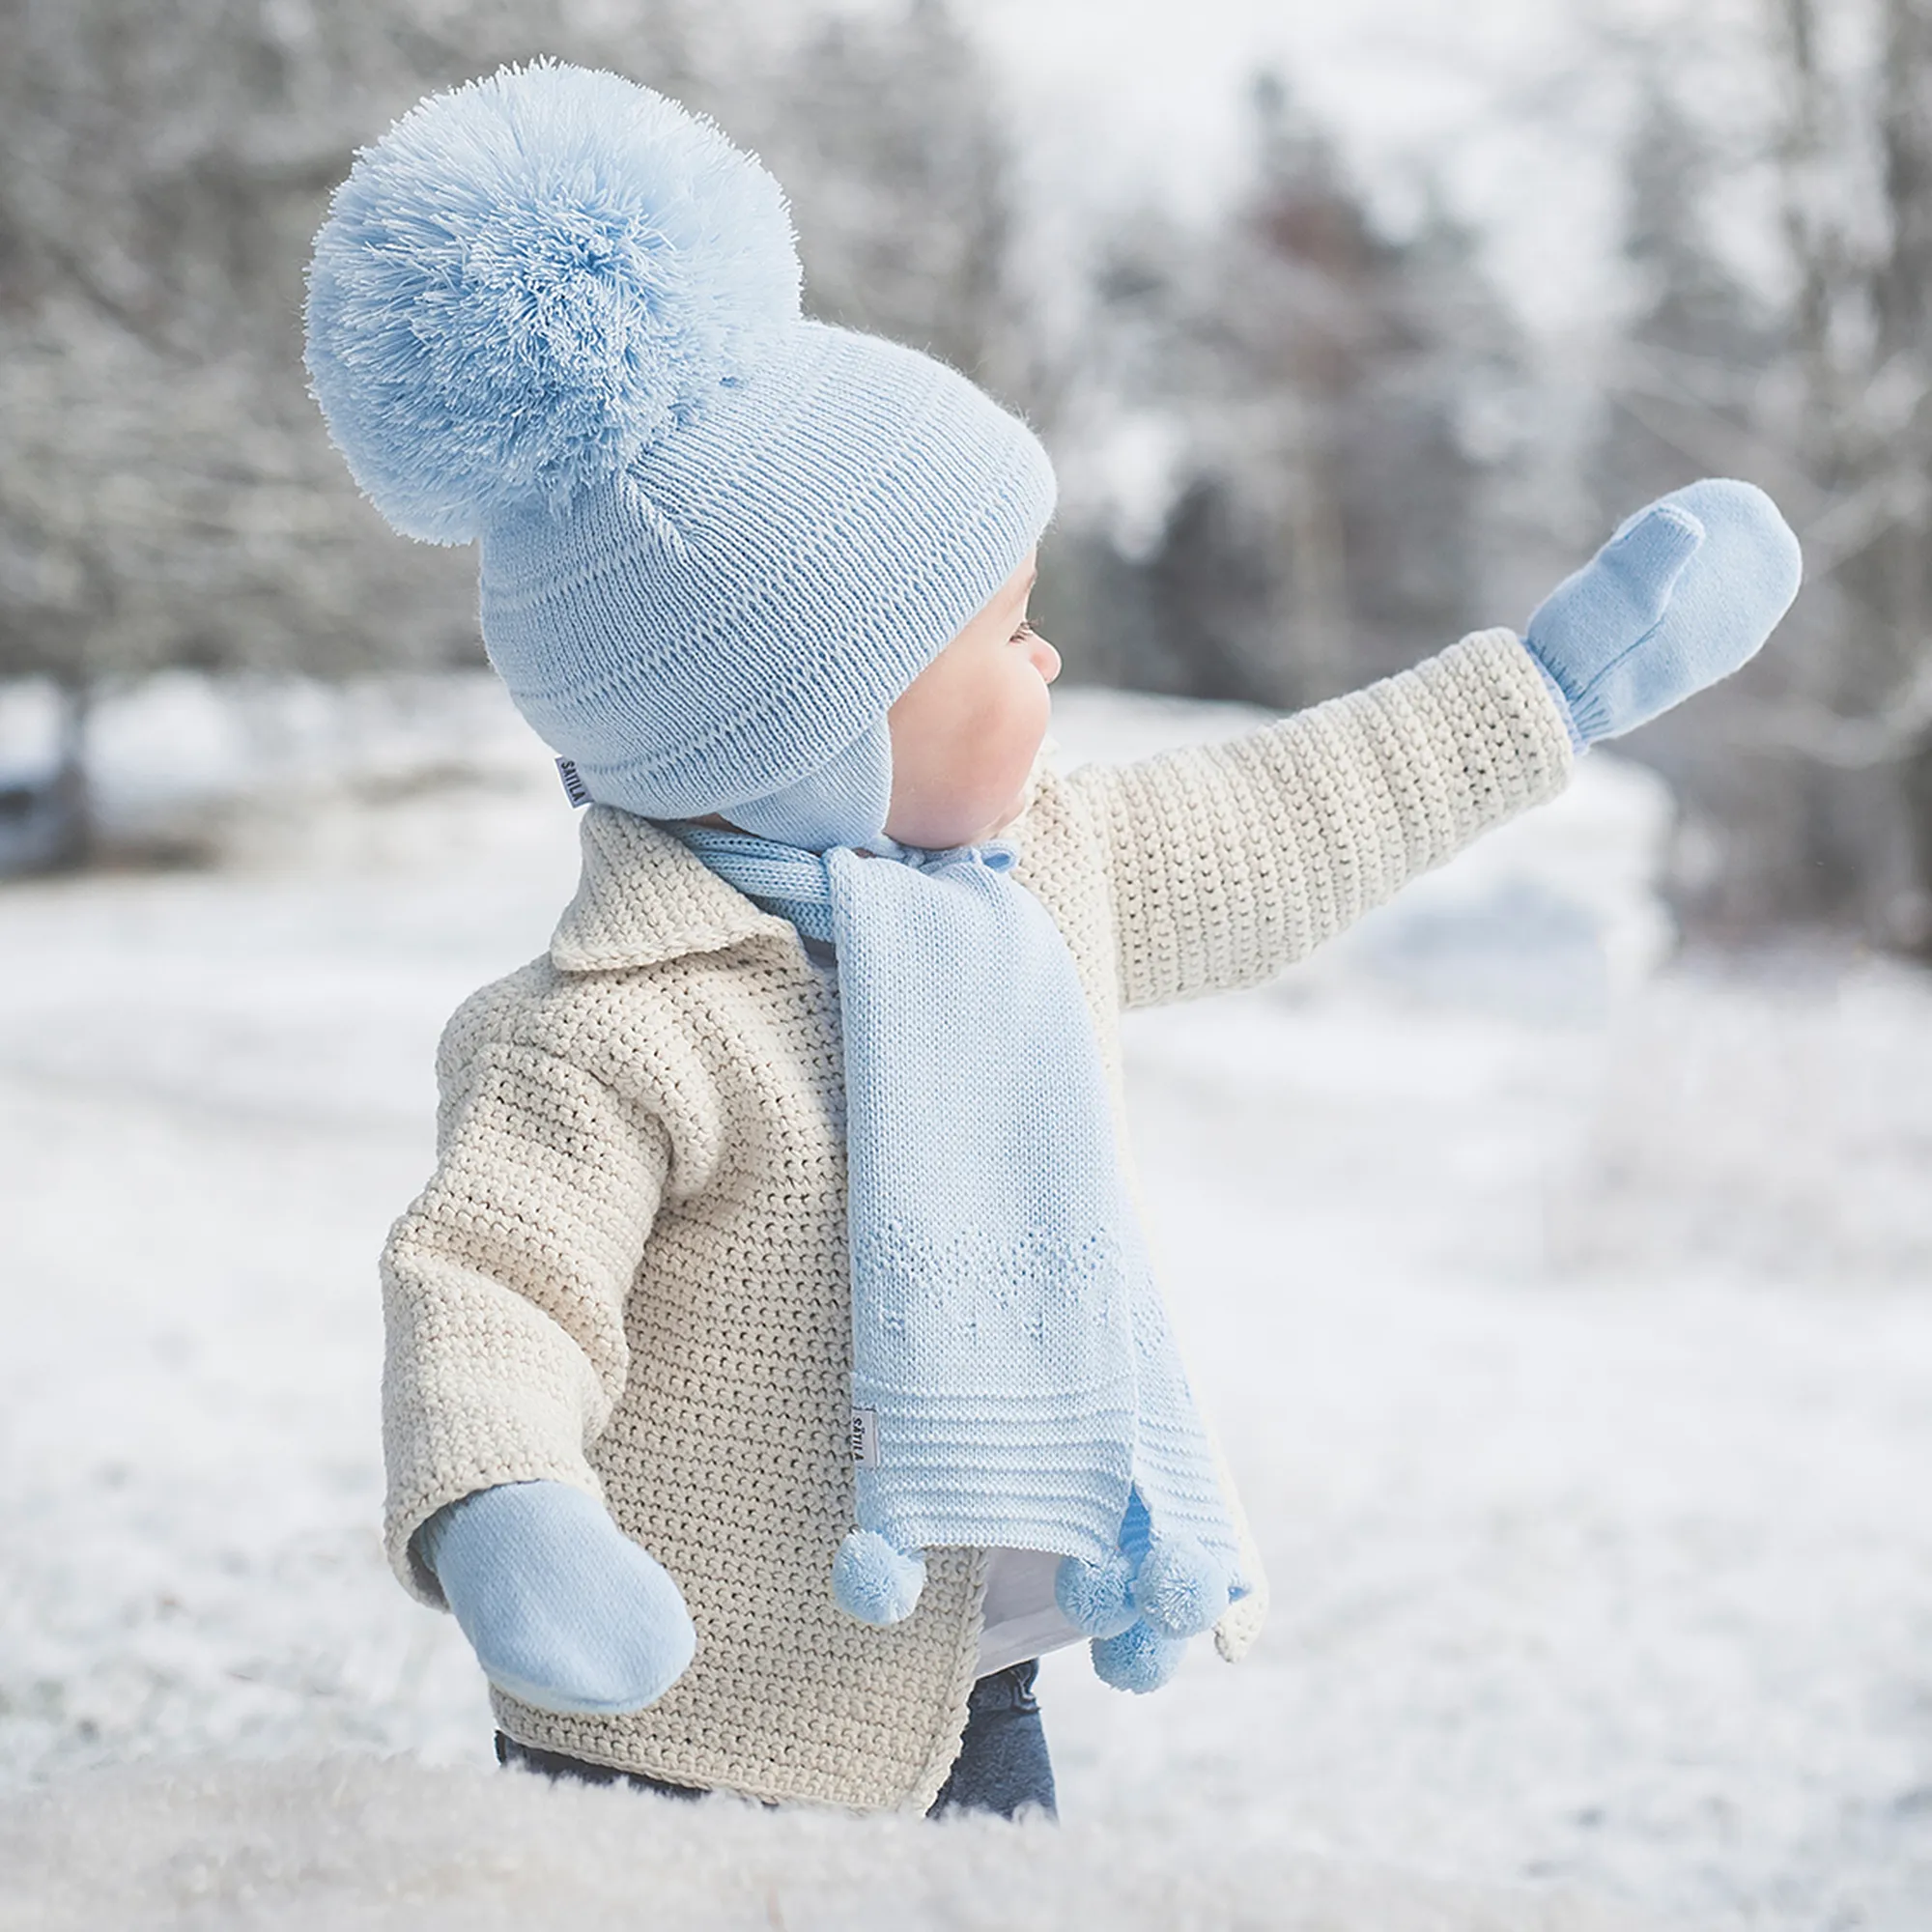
895, 756, 1046, 848
972, 740, 1055, 843
887, 786, 1023, 850
885, 725, 1051, 848
942, 774, 1040, 847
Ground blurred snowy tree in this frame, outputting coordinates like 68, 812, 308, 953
742, 0, 1035, 405
1588, 74, 1817, 934
1594, 0, 1932, 945
1041, 77, 1526, 712
0, 0, 711, 860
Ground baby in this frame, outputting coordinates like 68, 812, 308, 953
304, 63, 1802, 1819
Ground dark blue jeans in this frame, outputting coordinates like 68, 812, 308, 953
496, 1659, 1057, 1821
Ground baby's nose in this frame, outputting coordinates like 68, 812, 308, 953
1032, 633, 1062, 685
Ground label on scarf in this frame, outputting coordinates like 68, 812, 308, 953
554, 757, 591, 808
849, 1407, 880, 1468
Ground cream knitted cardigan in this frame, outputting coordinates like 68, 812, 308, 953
381, 629, 1574, 1810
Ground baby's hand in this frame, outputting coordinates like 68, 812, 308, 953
1522, 478, 1803, 747
417, 1481, 696, 1715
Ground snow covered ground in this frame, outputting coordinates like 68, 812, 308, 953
1, 676, 1929, 1929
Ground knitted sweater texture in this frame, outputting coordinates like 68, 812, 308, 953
380, 630, 1573, 1809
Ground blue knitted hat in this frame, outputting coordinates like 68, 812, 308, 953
305, 62, 1058, 847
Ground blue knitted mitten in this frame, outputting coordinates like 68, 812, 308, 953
1523, 478, 1803, 747
417, 1481, 696, 1716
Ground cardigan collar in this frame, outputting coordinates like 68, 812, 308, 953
551, 748, 1057, 974
549, 806, 800, 974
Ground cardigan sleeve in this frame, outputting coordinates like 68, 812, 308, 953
1065, 628, 1575, 1009
379, 1032, 670, 1605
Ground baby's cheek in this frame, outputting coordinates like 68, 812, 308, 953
979, 694, 1049, 804
887, 665, 1050, 843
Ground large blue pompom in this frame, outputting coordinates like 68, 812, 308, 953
305, 62, 802, 544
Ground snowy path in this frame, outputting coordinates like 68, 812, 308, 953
1, 688, 1929, 1928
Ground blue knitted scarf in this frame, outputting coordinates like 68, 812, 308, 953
676, 825, 1244, 1684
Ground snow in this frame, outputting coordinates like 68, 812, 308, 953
0, 1760, 1648, 1932
2, 675, 1930, 1928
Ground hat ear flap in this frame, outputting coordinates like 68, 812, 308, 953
724, 719, 895, 852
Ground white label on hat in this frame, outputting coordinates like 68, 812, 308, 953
850, 1407, 880, 1468
554, 757, 591, 808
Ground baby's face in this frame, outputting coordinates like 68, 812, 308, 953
883, 550, 1060, 849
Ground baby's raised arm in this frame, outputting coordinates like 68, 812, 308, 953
1069, 627, 1570, 1008
1068, 478, 1800, 1010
